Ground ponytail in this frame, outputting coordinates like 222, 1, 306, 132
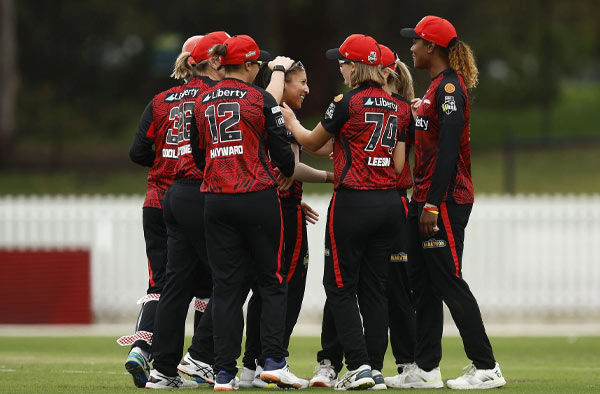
171, 52, 194, 81
393, 60, 415, 101
448, 40, 478, 89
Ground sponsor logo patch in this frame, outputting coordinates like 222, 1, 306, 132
442, 96, 457, 115
444, 83, 456, 93
325, 103, 335, 120
334, 94, 344, 102
202, 88, 247, 103
368, 51, 378, 63
275, 115, 285, 127
390, 252, 408, 263
363, 97, 398, 111
415, 116, 429, 130
271, 105, 281, 114
422, 239, 447, 249
165, 88, 200, 102
245, 50, 257, 58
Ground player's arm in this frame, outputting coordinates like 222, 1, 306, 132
264, 92, 295, 177
281, 92, 349, 152
304, 140, 333, 158
420, 80, 465, 238
426, 81, 466, 207
294, 162, 334, 183
129, 100, 156, 167
265, 56, 295, 103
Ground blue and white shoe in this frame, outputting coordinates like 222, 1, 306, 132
334, 365, 375, 390
260, 358, 308, 389
214, 370, 239, 391
124, 347, 150, 388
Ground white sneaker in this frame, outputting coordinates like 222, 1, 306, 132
239, 366, 255, 389
214, 370, 240, 391
252, 365, 277, 388
384, 363, 416, 388
309, 359, 338, 387
386, 364, 443, 389
177, 352, 215, 384
446, 363, 506, 390
260, 358, 308, 389
370, 370, 387, 390
334, 364, 375, 391
145, 369, 199, 389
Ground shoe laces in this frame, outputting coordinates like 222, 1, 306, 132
314, 363, 336, 378
399, 363, 416, 374
461, 364, 477, 377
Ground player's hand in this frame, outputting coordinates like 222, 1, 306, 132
411, 98, 422, 119
419, 204, 439, 238
274, 167, 294, 191
269, 56, 294, 71
301, 201, 319, 224
281, 102, 297, 127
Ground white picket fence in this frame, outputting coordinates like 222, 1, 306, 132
1, 194, 599, 323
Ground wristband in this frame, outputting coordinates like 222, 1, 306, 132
423, 207, 439, 215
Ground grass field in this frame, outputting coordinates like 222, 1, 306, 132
0, 336, 598, 393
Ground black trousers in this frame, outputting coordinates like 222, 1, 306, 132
323, 189, 402, 371
407, 199, 496, 371
316, 190, 414, 373
133, 207, 168, 353
152, 180, 213, 376
205, 189, 287, 376
388, 193, 416, 369
243, 199, 309, 369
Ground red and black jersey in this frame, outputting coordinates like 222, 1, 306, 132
278, 130, 303, 201
321, 84, 405, 190
194, 78, 295, 194
173, 76, 216, 180
391, 93, 414, 191
412, 69, 473, 205
129, 85, 186, 209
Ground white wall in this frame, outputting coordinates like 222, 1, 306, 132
1, 194, 599, 322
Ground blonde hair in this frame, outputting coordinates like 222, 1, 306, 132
385, 60, 415, 101
349, 62, 385, 89
448, 40, 478, 89
171, 52, 212, 82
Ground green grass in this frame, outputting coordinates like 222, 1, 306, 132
0, 336, 598, 393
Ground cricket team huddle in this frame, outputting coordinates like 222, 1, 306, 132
122, 15, 507, 391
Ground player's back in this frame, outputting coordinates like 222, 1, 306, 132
196, 78, 280, 194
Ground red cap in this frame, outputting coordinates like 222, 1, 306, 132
189, 31, 230, 65
400, 16, 458, 48
182, 35, 203, 65
379, 44, 398, 71
220, 34, 272, 65
325, 34, 381, 65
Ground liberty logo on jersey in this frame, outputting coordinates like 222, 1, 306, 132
165, 88, 200, 102
363, 97, 398, 111
415, 116, 429, 131
202, 88, 247, 103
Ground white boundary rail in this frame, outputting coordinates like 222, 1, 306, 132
1, 194, 599, 322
